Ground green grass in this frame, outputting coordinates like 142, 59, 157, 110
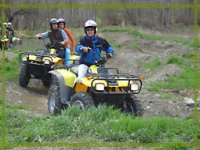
112, 43, 123, 49
142, 58, 162, 72
130, 44, 142, 49
167, 56, 184, 65
130, 30, 194, 47
22, 28, 48, 38
101, 27, 129, 33
147, 66, 200, 91
100, 27, 195, 47
146, 52, 200, 91
159, 92, 174, 100
0, 55, 20, 80
182, 51, 194, 58
2, 104, 199, 145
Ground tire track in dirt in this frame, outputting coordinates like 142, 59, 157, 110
5, 80, 48, 115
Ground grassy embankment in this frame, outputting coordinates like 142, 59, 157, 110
0, 103, 199, 147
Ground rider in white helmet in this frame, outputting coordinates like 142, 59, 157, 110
84, 20, 98, 34
75, 19, 114, 82
7, 22, 14, 37
7, 22, 12, 26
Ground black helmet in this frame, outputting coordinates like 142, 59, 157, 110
49, 18, 58, 26
58, 18, 65, 26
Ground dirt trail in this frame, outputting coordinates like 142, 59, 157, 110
5, 80, 48, 115
2, 29, 199, 118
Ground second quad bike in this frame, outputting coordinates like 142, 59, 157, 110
0, 35, 22, 50
47, 54, 143, 116
12, 36, 23, 46
19, 40, 79, 87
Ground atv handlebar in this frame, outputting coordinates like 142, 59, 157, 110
80, 47, 111, 67
37, 36, 61, 50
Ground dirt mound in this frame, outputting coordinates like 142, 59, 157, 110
5, 80, 48, 115
138, 89, 195, 119
146, 64, 181, 82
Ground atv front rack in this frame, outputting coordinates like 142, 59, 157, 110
90, 73, 142, 94
20, 52, 56, 62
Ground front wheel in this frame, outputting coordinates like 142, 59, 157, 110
19, 63, 30, 87
70, 92, 94, 109
41, 75, 51, 87
122, 96, 143, 116
47, 76, 65, 115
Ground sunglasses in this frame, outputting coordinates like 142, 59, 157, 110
86, 28, 95, 31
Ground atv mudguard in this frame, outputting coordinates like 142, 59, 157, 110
49, 69, 76, 104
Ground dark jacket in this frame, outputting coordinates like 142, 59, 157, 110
48, 29, 64, 49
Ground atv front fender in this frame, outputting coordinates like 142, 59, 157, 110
49, 69, 76, 104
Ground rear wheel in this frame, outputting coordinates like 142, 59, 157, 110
70, 92, 94, 109
123, 96, 143, 116
47, 76, 64, 115
19, 63, 30, 87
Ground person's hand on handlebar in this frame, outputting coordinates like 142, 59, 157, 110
81, 47, 91, 53
60, 41, 65, 45
107, 53, 113, 58
35, 34, 42, 39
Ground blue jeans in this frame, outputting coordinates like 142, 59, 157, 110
65, 47, 70, 65
56, 48, 65, 58
7, 35, 12, 44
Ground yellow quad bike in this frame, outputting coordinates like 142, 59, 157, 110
47, 56, 143, 116
19, 40, 80, 87
0, 36, 22, 49
0, 35, 10, 49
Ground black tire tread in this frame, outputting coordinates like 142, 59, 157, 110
19, 63, 30, 87
41, 75, 51, 87
47, 75, 63, 115
70, 92, 94, 108
124, 95, 143, 116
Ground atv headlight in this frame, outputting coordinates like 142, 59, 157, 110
95, 83, 105, 91
44, 59, 50, 65
22, 56, 27, 61
130, 83, 139, 91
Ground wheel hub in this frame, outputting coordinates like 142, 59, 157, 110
49, 93, 56, 113
74, 100, 84, 109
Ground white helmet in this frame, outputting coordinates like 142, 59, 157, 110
49, 18, 58, 25
58, 18, 65, 25
8, 22, 12, 26
84, 20, 97, 34
85, 20, 97, 28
